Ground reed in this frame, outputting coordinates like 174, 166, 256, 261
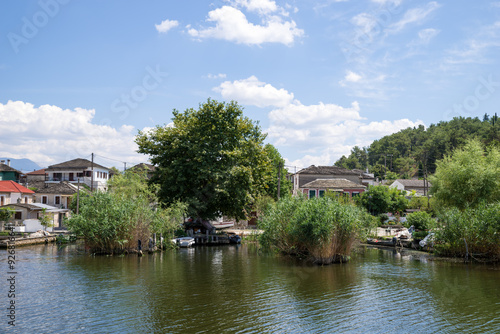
259, 196, 373, 264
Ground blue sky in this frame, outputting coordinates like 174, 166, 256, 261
1, 0, 500, 170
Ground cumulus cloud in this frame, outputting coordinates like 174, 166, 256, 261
188, 5, 303, 46
0, 101, 146, 167
213, 77, 424, 167
339, 70, 363, 86
206, 73, 227, 79
215, 76, 295, 107
155, 19, 179, 33
233, 0, 279, 15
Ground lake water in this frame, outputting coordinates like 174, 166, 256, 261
1, 243, 499, 333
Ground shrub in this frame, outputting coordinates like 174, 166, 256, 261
406, 211, 435, 231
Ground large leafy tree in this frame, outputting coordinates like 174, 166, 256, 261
430, 139, 500, 210
356, 185, 408, 215
263, 144, 292, 199
136, 99, 271, 221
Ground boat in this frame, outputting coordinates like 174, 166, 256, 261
366, 237, 412, 248
228, 233, 241, 244
172, 237, 195, 248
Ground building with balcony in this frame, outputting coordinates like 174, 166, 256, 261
45, 158, 110, 191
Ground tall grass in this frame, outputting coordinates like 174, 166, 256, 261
435, 202, 500, 260
259, 196, 374, 264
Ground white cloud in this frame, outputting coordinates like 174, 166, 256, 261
155, 19, 179, 33
188, 5, 303, 46
215, 76, 295, 107
213, 77, 424, 167
207, 73, 227, 79
339, 70, 363, 86
417, 28, 439, 44
0, 101, 145, 167
232, 0, 279, 15
389, 2, 440, 33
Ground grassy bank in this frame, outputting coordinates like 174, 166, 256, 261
258, 196, 375, 264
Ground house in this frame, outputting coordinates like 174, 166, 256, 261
0, 180, 34, 206
300, 178, 366, 199
0, 202, 70, 232
352, 169, 377, 186
26, 180, 84, 209
390, 179, 432, 196
0, 160, 22, 182
128, 163, 156, 179
45, 158, 111, 191
291, 165, 363, 195
25, 169, 47, 182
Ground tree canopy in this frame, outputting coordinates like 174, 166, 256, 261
334, 115, 500, 179
136, 99, 272, 221
430, 139, 500, 210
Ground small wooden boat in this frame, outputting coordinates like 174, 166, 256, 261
172, 237, 195, 247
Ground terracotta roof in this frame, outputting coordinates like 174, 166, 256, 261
394, 179, 431, 188
301, 178, 366, 189
0, 164, 21, 174
296, 165, 359, 176
47, 158, 109, 171
27, 169, 46, 175
0, 181, 35, 194
26, 181, 83, 195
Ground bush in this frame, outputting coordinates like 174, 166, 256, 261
406, 211, 435, 231
412, 231, 428, 240
434, 203, 500, 259
259, 196, 375, 264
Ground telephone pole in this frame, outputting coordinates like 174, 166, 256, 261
91, 153, 94, 192
277, 161, 282, 200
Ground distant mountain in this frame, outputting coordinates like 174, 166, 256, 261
0, 158, 43, 173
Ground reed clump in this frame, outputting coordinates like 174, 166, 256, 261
259, 196, 374, 264
434, 202, 500, 260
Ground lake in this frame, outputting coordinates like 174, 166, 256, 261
1, 243, 499, 333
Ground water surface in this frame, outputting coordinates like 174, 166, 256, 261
1, 243, 499, 333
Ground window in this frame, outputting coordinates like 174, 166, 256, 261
24, 196, 28, 203
0, 196, 4, 206
53, 172, 62, 181
309, 190, 316, 199
42, 196, 48, 204
55, 196, 61, 205
352, 192, 360, 198
319, 190, 325, 198
14, 212, 22, 220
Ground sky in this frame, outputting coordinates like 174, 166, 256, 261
1, 0, 500, 170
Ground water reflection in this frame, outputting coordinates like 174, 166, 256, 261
0, 243, 498, 333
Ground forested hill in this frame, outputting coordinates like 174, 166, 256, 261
335, 114, 500, 179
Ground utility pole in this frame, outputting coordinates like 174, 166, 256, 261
77, 178, 80, 214
277, 161, 282, 200
91, 153, 94, 192
124, 162, 127, 171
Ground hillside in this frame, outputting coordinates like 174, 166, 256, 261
0, 158, 42, 173
335, 114, 500, 179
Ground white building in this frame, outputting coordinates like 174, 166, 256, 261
45, 158, 110, 191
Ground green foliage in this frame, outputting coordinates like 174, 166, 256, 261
259, 196, 374, 264
38, 208, 53, 231
136, 99, 270, 221
430, 139, 500, 210
334, 116, 500, 178
385, 171, 400, 181
66, 168, 187, 253
356, 185, 408, 215
406, 211, 435, 230
434, 203, 500, 259
263, 144, 292, 199
412, 231, 428, 239
0, 207, 14, 222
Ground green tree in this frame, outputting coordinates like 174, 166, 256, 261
356, 185, 408, 215
0, 207, 14, 222
38, 208, 53, 231
263, 144, 292, 199
136, 99, 270, 221
430, 139, 500, 210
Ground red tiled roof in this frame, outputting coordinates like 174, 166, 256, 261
0, 181, 35, 194
27, 169, 46, 175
